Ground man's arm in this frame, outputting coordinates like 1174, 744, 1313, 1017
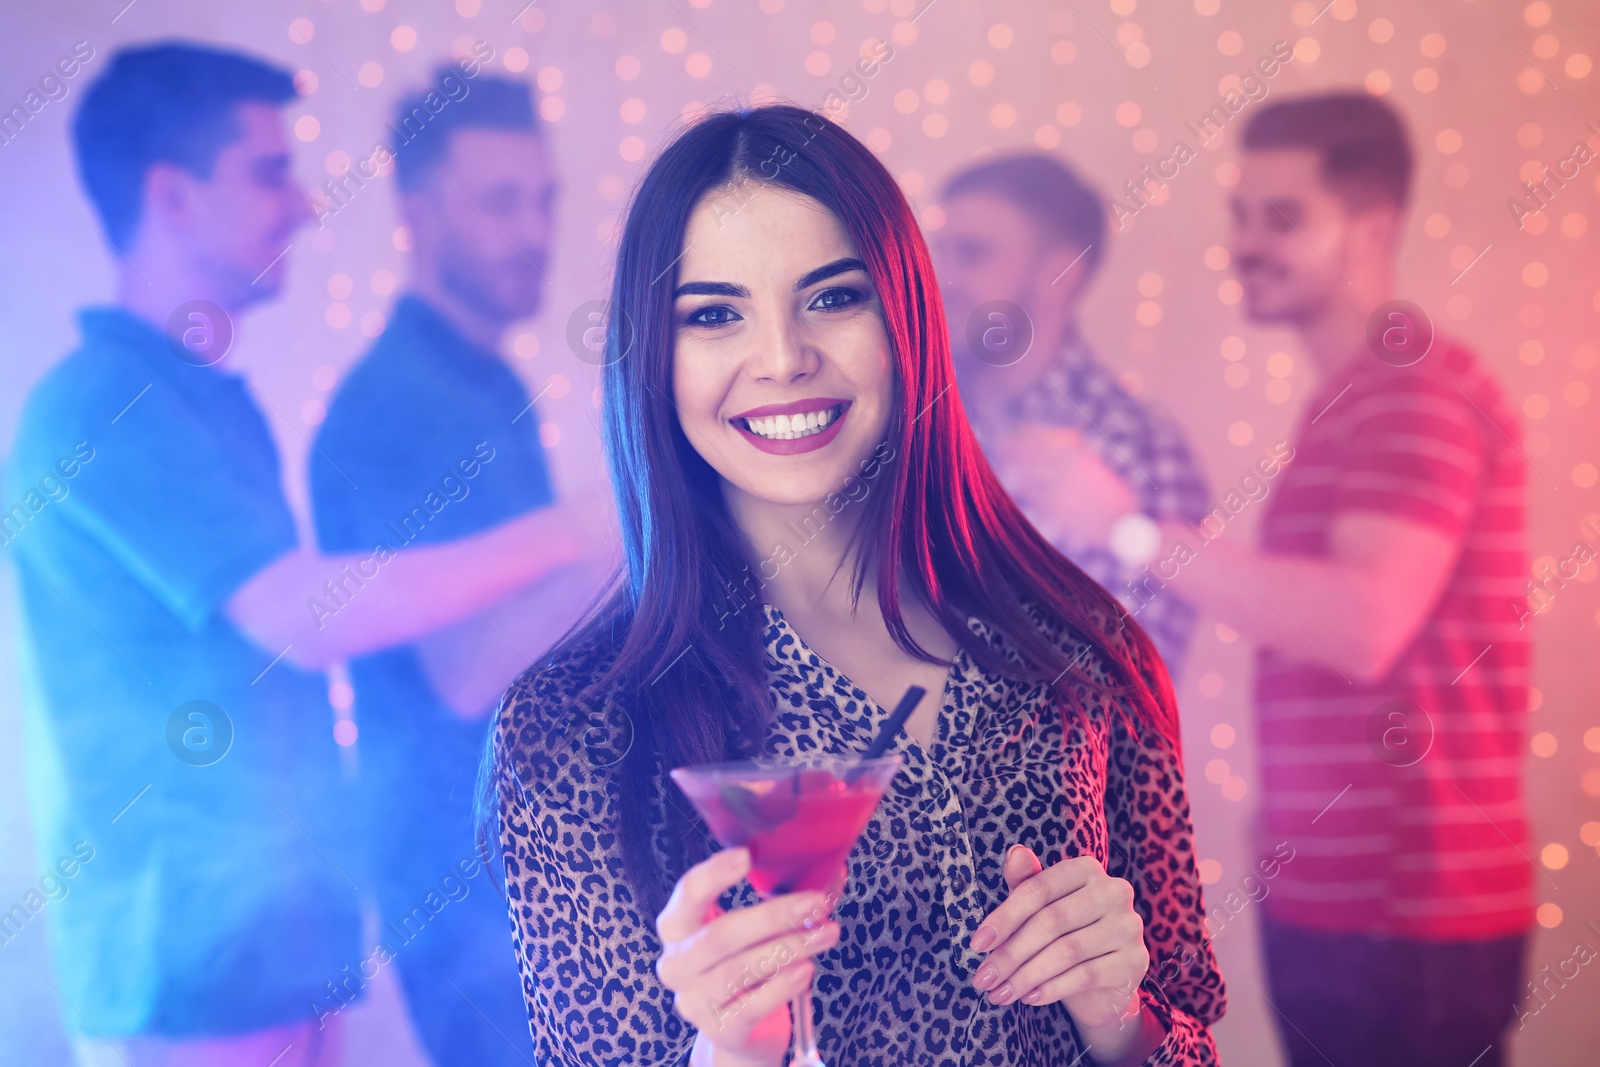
226, 497, 610, 670
414, 549, 621, 720
1157, 512, 1461, 684
992, 423, 1139, 547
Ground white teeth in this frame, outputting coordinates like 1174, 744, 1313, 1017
740, 404, 843, 441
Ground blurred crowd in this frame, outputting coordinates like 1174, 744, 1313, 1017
6, 37, 1532, 1067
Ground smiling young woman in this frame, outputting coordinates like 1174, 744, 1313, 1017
481, 104, 1223, 1067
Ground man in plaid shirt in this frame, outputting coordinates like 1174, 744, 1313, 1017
934, 153, 1210, 675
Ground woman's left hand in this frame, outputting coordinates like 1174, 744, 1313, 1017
968, 845, 1149, 1031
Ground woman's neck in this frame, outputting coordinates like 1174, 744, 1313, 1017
722, 483, 960, 732
722, 484, 874, 622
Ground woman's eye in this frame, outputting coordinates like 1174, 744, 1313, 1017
809, 286, 865, 312
685, 304, 741, 328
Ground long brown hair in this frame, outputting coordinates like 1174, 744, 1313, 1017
484, 104, 1177, 920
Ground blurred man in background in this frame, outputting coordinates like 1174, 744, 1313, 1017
1160, 92, 1530, 1066
8, 42, 603, 1066
935, 153, 1210, 677
311, 71, 612, 1065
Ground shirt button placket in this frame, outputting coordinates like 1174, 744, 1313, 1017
924, 764, 986, 1059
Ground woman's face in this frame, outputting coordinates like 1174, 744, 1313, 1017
670, 183, 895, 510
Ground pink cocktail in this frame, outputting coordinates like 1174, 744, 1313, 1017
671, 755, 902, 1067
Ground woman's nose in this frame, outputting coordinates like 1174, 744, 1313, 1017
746, 317, 819, 383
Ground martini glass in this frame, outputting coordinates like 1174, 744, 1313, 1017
671, 754, 903, 1067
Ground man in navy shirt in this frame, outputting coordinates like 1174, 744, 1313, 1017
312, 72, 611, 1065
9, 44, 604, 1067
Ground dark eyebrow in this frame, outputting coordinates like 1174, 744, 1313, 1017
794, 256, 867, 290
671, 256, 868, 301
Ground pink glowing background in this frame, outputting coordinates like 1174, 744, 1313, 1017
1, 0, 1596, 1063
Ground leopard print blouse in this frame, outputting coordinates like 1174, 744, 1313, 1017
492, 600, 1225, 1065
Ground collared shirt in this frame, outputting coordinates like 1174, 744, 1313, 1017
1254, 339, 1531, 939
965, 332, 1211, 673
311, 294, 555, 899
5, 307, 360, 1035
493, 600, 1225, 1066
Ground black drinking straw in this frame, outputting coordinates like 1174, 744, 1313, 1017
846, 685, 926, 783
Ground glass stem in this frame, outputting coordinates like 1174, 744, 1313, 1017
790, 979, 826, 1067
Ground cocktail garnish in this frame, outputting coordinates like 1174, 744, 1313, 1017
716, 773, 800, 836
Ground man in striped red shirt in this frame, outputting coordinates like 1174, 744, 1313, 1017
1159, 93, 1530, 1066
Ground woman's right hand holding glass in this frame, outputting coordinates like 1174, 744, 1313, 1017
655, 847, 841, 1067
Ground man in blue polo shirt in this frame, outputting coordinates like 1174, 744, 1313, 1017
9, 44, 604, 1066
312, 71, 611, 1065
